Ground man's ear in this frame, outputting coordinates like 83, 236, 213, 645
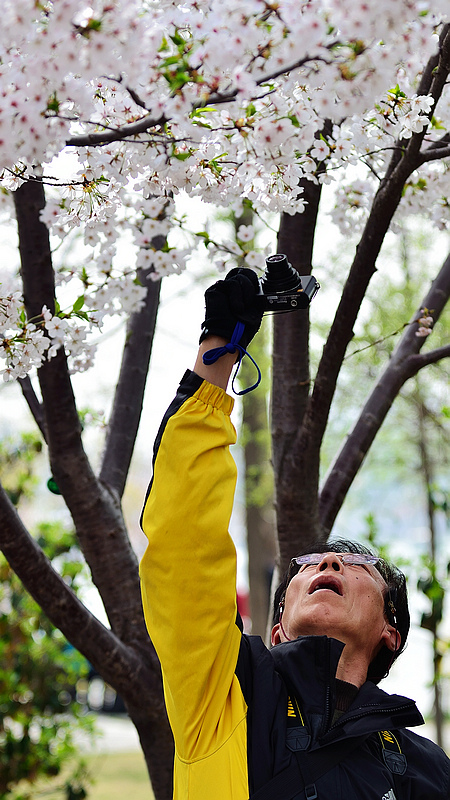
271, 623, 282, 646
382, 623, 401, 653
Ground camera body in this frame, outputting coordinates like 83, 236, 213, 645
259, 254, 320, 312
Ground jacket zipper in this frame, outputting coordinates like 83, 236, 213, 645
322, 638, 332, 735
326, 701, 418, 735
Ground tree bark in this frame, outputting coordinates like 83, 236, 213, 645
18, 376, 47, 441
0, 481, 174, 798
272, 178, 324, 567
99, 271, 161, 498
240, 326, 277, 638
417, 396, 444, 749
129, 704, 174, 798
0, 484, 160, 706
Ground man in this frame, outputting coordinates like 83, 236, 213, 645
140, 268, 450, 799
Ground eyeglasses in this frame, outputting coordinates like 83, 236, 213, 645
286, 552, 381, 584
295, 552, 380, 568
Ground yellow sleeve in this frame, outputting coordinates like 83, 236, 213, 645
139, 371, 246, 762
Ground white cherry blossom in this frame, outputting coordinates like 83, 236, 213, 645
0, 0, 448, 379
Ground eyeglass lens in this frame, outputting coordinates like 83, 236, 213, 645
293, 553, 380, 568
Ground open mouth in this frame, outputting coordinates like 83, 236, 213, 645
308, 577, 343, 596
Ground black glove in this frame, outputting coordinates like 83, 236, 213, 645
199, 268, 263, 349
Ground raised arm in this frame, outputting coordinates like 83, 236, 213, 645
139, 269, 263, 764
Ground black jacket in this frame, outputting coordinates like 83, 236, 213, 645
239, 633, 450, 799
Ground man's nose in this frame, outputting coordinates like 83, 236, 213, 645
318, 553, 342, 572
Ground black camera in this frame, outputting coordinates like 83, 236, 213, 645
258, 254, 320, 312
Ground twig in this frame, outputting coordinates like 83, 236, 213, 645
344, 322, 411, 359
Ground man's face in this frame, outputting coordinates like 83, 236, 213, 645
271, 552, 395, 663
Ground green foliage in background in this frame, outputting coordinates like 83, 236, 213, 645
0, 434, 95, 800
325, 224, 450, 739
318, 225, 450, 478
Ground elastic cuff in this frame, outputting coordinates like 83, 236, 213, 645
193, 377, 234, 415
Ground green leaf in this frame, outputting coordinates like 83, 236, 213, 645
191, 118, 213, 130
388, 84, 407, 100
86, 18, 102, 31
170, 32, 185, 47
430, 115, 446, 130
191, 106, 217, 117
46, 93, 60, 113
72, 295, 85, 313
170, 72, 191, 90
160, 55, 182, 68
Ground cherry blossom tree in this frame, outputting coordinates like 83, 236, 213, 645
1, 2, 450, 797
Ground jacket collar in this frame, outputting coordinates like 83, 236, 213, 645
270, 635, 423, 742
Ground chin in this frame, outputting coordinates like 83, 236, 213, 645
296, 610, 344, 638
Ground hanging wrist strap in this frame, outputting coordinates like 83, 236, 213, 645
202, 321, 261, 395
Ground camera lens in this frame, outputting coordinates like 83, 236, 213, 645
266, 254, 286, 263
260, 254, 303, 294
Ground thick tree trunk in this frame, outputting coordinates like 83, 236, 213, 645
240, 326, 277, 638
128, 704, 174, 798
272, 178, 324, 568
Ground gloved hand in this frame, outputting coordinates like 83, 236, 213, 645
199, 268, 263, 349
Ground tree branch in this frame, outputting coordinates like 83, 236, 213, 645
64, 51, 333, 150
421, 131, 450, 155
405, 343, 450, 370
66, 113, 167, 148
418, 145, 450, 163
99, 269, 161, 497
18, 376, 47, 442
13, 180, 146, 645
0, 483, 162, 710
319, 250, 450, 536
301, 25, 450, 474
12, 182, 175, 800
384, 23, 450, 183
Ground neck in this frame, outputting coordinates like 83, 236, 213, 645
335, 644, 370, 688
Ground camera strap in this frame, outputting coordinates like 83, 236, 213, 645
250, 729, 405, 800
202, 321, 262, 395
